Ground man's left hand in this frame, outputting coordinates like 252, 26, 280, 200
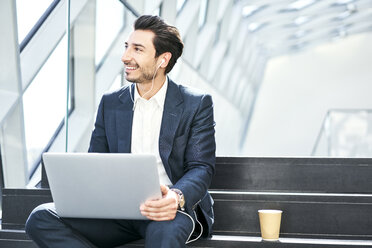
140, 184, 179, 221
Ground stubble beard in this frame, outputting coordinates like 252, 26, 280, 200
125, 64, 157, 85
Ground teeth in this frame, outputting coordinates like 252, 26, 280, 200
126, 66, 137, 70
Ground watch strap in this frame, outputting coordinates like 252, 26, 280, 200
170, 188, 185, 211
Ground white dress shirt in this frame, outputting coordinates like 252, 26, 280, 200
131, 78, 172, 186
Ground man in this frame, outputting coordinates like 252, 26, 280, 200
26, 15, 216, 248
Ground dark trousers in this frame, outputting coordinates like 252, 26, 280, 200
25, 203, 194, 248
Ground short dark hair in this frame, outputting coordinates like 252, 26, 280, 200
134, 15, 184, 74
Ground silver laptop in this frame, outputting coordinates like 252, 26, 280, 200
42, 152, 161, 219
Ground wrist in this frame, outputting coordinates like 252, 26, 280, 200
170, 188, 185, 211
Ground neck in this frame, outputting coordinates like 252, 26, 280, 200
136, 74, 166, 100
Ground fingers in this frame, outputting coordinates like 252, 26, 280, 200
140, 204, 177, 221
140, 207, 177, 221
143, 214, 176, 221
142, 200, 177, 213
140, 197, 177, 213
145, 197, 174, 208
140, 193, 178, 221
160, 184, 169, 195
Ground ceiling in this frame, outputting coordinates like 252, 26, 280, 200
239, 0, 372, 56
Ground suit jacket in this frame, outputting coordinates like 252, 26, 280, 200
88, 78, 216, 236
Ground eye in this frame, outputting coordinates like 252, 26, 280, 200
135, 47, 143, 52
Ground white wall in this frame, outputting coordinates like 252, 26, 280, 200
243, 32, 372, 156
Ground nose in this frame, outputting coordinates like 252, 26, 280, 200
121, 49, 132, 64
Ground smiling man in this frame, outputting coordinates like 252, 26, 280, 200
25, 15, 216, 248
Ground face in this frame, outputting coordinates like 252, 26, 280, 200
121, 30, 161, 84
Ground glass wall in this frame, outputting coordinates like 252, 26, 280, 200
95, 0, 124, 65
23, 35, 68, 173
16, 0, 54, 43
1, 0, 271, 190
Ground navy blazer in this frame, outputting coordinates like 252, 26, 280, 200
88, 78, 216, 236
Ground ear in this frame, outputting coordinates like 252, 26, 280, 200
160, 52, 172, 68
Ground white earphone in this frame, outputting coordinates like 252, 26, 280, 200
160, 58, 165, 66
129, 58, 166, 108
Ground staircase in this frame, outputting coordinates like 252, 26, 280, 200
2, 157, 372, 247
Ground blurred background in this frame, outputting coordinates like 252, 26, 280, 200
0, 0, 372, 192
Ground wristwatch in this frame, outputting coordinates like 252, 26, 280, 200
170, 188, 185, 211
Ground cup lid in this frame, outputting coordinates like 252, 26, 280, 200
258, 209, 283, 213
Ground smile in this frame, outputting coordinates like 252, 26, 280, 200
126, 66, 138, 71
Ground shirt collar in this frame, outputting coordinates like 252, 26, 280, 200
133, 77, 168, 110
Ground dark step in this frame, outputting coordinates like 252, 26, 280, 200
192, 236, 372, 247
0, 229, 30, 239
2, 188, 53, 230
212, 192, 372, 240
0, 229, 37, 248
3, 188, 372, 241
5, 156, 372, 246
1, 229, 371, 248
122, 237, 372, 247
211, 157, 372, 193
0, 240, 36, 248
41, 157, 372, 194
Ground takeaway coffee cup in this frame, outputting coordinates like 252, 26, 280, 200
258, 209, 283, 241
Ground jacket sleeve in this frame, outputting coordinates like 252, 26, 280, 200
88, 96, 109, 153
172, 94, 216, 213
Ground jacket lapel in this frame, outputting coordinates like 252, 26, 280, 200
116, 84, 134, 153
159, 79, 183, 180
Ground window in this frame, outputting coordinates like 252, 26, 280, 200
198, 0, 208, 29
177, 0, 187, 13
109, 73, 124, 92
16, 0, 54, 44
95, 0, 124, 65
23, 35, 68, 172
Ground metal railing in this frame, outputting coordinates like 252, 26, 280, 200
312, 109, 372, 157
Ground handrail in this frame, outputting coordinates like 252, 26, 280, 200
96, 0, 139, 71
65, 0, 71, 152
0, 148, 4, 188
311, 109, 372, 156
29, 108, 75, 179
311, 109, 330, 156
118, 0, 139, 17
19, 0, 60, 53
